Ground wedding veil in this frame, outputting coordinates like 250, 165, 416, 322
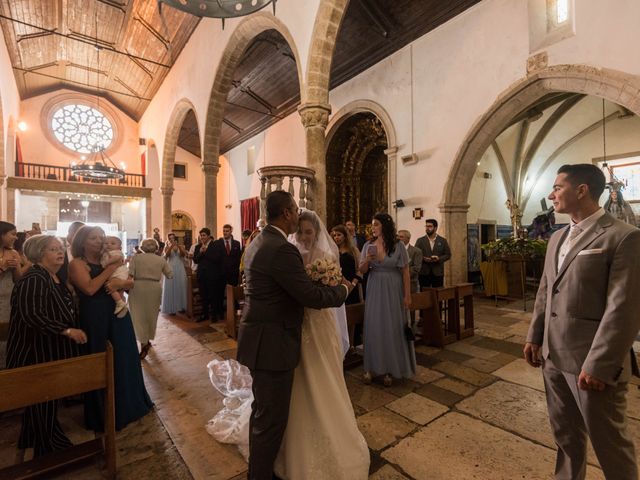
288, 209, 339, 265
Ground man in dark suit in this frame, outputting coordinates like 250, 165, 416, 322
236, 191, 353, 480
346, 220, 366, 251
415, 219, 451, 288
525, 164, 640, 479
193, 227, 220, 322
211, 224, 242, 319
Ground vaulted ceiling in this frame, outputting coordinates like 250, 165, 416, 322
0, 0, 481, 154
0, 0, 199, 121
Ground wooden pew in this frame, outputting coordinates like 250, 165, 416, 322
0, 344, 116, 479
185, 271, 203, 320
411, 289, 453, 348
455, 283, 475, 339
225, 285, 245, 339
344, 302, 365, 369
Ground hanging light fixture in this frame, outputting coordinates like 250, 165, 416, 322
70, 9, 125, 182
600, 98, 625, 192
159, 0, 276, 27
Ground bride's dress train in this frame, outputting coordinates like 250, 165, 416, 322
273, 306, 369, 480
206, 307, 370, 479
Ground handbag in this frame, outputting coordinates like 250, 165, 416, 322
404, 324, 415, 342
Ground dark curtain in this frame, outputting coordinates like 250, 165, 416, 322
241, 197, 260, 232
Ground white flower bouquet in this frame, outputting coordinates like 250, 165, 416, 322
305, 257, 342, 286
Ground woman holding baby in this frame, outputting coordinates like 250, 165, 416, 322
68, 226, 153, 432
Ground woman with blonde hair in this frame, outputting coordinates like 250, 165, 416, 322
129, 238, 173, 359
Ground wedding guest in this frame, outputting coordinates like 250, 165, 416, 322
331, 224, 362, 305
129, 238, 173, 359
239, 230, 260, 283
6, 234, 87, 457
161, 232, 187, 315
0, 221, 29, 368
359, 213, 415, 386
101, 236, 129, 317
58, 221, 84, 286
193, 228, 218, 322
69, 226, 153, 431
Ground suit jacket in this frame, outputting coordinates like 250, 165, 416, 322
526, 212, 640, 385
406, 244, 423, 291
215, 237, 242, 285
353, 234, 366, 251
236, 225, 347, 371
415, 234, 451, 277
193, 240, 223, 279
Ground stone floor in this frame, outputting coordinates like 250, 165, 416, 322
2, 296, 640, 479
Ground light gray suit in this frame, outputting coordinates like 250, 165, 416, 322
527, 212, 640, 479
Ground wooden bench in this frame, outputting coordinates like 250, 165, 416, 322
411, 289, 453, 348
225, 285, 245, 339
185, 271, 203, 320
455, 283, 475, 339
0, 344, 116, 479
344, 302, 365, 369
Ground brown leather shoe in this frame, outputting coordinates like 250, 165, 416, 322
139, 342, 151, 360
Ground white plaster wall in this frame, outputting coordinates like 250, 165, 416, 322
17, 89, 141, 173
172, 146, 205, 232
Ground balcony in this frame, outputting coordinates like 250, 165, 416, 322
15, 162, 146, 187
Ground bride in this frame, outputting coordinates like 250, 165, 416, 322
207, 210, 369, 480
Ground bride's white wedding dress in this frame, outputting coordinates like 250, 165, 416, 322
273, 305, 370, 480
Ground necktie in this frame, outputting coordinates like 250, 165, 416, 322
568, 224, 582, 243
225, 240, 230, 255
558, 224, 582, 270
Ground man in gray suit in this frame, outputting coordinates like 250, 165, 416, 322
398, 229, 423, 293
237, 191, 353, 480
415, 219, 451, 288
525, 163, 640, 480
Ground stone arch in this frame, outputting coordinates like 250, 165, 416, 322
170, 209, 196, 247
161, 98, 200, 235
305, 0, 350, 105
442, 64, 640, 284
202, 11, 303, 233
326, 100, 399, 220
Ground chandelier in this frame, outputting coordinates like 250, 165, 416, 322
69, 12, 126, 182
71, 148, 125, 181
600, 98, 625, 192
159, 0, 276, 26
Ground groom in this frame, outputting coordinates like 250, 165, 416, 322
237, 191, 353, 480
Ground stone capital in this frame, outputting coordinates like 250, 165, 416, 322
201, 162, 221, 176
0, 174, 5, 187
383, 146, 399, 157
160, 187, 174, 196
438, 202, 470, 214
298, 103, 332, 129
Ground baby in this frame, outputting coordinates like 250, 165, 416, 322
101, 236, 129, 318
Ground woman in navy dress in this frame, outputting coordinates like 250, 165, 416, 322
69, 226, 153, 431
359, 213, 415, 387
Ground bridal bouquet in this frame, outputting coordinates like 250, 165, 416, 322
305, 258, 342, 286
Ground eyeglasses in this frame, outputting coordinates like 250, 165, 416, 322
46, 247, 65, 253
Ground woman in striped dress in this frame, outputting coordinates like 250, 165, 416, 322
6, 234, 87, 457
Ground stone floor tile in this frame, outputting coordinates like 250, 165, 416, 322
472, 337, 524, 357
433, 377, 477, 396
372, 379, 420, 397
206, 338, 239, 353
414, 345, 441, 356
356, 408, 417, 451
489, 351, 520, 366
346, 376, 399, 411
432, 349, 473, 363
461, 357, 504, 373
432, 361, 495, 387
381, 412, 560, 480
493, 358, 545, 392
368, 464, 410, 479
457, 381, 554, 449
414, 383, 464, 407
217, 348, 238, 361
414, 352, 440, 368
445, 342, 500, 360
410, 365, 445, 384
386, 392, 449, 425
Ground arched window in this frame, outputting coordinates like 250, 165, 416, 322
50, 103, 114, 153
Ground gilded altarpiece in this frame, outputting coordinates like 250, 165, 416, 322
326, 113, 388, 230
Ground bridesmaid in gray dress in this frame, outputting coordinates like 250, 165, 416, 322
359, 213, 415, 386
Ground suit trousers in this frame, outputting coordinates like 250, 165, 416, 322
419, 273, 443, 289
19, 401, 73, 457
197, 269, 216, 319
248, 368, 295, 480
542, 358, 637, 480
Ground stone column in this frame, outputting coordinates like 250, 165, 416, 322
439, 202, 470, 286
0, 176, 5, 220
384, 146, 398, 222
202, 162, 220, 234
298, 103, 331, 221
6, 187, 15, 224
161, 186, 174, 236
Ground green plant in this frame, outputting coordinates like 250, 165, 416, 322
481, 237, 547, 259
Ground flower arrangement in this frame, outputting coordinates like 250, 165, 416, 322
305, 258, 342, 286
481, 237, 547, 260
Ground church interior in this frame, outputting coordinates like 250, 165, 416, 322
1, 0, 640, 478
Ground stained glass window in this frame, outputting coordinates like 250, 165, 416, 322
50, 104, 114, 153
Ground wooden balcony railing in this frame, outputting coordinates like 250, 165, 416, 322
15, 162, 146, 187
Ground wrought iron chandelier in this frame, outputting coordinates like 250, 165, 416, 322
69, 11, 126, 182
159, 0, 276, 26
